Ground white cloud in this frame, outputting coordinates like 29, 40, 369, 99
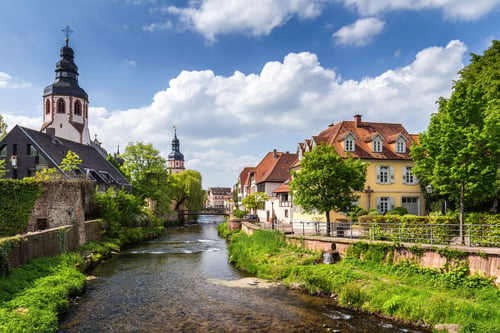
341, 0, 500, 20
0, 72, 31, 89
166, 0, 326, 42
142, 21, 173, 32
9, 41, 466, 187
332, 17, 385, 46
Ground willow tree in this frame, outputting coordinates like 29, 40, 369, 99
290, 143, 367, 236
169, 170, 205, 212
411, 40, 500, 243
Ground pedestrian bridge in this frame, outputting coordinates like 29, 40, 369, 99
178, 208, 229, 218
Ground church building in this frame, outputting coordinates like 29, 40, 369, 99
0, 29, 131, 192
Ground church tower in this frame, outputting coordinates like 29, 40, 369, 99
167, 127, 185, 174
41, 26, 91, 145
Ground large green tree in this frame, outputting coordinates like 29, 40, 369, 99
121, 142, 171, 215
411, 40, 499, 243
290, 143, 367, 236
169, 170, 205, 212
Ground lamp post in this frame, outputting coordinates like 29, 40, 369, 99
426, 184, 433, 215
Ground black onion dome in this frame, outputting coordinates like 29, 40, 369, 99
43, 45, 88, 100
168, 131, 184, 160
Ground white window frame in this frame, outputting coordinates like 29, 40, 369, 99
376, 197, 395, 214
396, 139, 406, 153
376, 165, 394, 184
402, 166, 418, 184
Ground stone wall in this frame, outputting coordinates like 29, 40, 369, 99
28, 180, 92, 245
240, 222, 500, 286
7, 220, 103, 268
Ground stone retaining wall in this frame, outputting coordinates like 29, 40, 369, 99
241, 222, 500, 286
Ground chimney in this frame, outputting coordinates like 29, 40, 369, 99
273, 149, 277, 158
354, 114, 362, 128
46, 128, 56, 144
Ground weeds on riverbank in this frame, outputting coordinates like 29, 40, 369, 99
0, 253, 86, 332
223, 226, 499, 333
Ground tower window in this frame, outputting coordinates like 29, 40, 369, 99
45, 100, 51, 114
74, 100, 82, 116
57, 98, 66, 113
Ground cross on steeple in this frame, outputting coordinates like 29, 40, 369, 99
62, 25, 74, 47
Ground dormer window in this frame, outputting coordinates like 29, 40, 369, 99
343, 132, 357, 152
396, 136, 407, 153
372, 138, 382, 152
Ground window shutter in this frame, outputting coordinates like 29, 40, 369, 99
415, 176, 419, 185
376, 166, 381, 183
389, 166, 395, 183
376, 197, 381, 213
390, 197, 395, 210
402, 167, 407, 183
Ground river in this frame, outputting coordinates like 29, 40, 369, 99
59, 215, 427, 333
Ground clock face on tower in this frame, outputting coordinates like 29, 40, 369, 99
62, 72, 68, 77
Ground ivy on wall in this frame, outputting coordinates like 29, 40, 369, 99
0, 179, 41, 236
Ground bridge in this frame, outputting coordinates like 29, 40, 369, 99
177, 208, 229, 221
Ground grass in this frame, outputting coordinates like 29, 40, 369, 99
223, 225, 500, 333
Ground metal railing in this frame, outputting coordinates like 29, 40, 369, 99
284, 221, 499, 247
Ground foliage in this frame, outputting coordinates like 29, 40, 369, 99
232, 209, 247, 219
121, 142, 171, 216
0, 252, 86, 332
349, 205, 368, 222
241, 192, 268, 214
226, 230, 499, 332
0, 114, 6, 140
0, 179, 41, 236
465, 213, 500, 247
169, 170, 205, 212
33, 167, 60, 181
0, 160, 5, 179
95, 188, 149, 238
411, 41, 500, 243
217, 221, 241, 240
228, 230, 321, 280
358, 215, 457, 244
387, 206, 408, 216
291, 143, 367, 235
59, 150, 82, 173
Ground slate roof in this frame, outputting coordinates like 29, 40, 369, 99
16, 125, 131, 190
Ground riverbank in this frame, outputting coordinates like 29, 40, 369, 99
220, 222, 500, 333
0, 225, 163, 332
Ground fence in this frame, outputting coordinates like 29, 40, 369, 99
260, 221, 499, 247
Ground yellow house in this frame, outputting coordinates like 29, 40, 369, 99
294, 115, 425, 222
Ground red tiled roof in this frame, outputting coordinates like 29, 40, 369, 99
253, 151, 297, 184
313, 116, 418, 160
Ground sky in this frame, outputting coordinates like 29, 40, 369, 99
0, 0, 498, 189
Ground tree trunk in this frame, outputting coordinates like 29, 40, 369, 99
460, 181, 465, 245
326, 210, 331, 237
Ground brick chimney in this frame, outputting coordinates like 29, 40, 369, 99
354, 114, 362, 128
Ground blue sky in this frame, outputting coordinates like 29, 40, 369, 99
1, 0, 499, 188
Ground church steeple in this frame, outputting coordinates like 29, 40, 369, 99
167, 126, 185, 174
41, 26, 91, 145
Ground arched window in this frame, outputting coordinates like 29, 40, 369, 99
74, 100, 82, 116
45, 99, 51, 114
57, 98, 65, 114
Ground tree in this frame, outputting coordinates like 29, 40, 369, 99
169, 170, 205, 212
290, 143, 367, 236
121, 142, 171, 217
60, 150, 82, 175
242, 192, 268, 215
0, 114, 7, 140
411, 40, 500, 243
0, 160, 6, 178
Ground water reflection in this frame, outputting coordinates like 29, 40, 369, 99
59, 216, 427, 332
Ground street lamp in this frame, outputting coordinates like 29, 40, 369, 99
426, 184, 433, 215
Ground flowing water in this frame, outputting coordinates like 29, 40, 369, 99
59, 216, 427, 333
